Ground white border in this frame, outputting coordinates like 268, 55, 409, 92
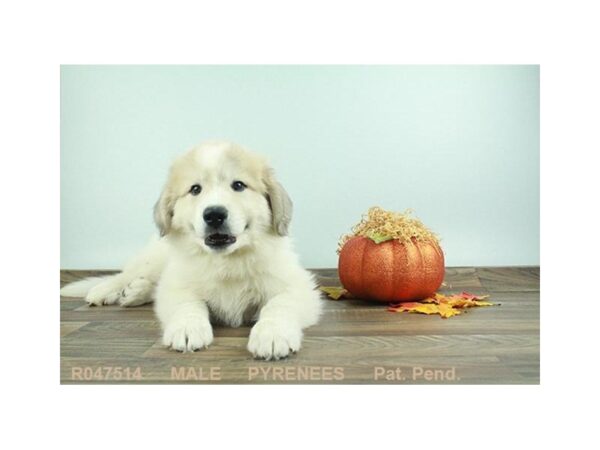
2, 0, 599, 447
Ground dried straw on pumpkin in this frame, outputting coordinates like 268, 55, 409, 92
338, 207, 440, 253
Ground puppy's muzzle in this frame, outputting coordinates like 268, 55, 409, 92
203, 206, 236, 249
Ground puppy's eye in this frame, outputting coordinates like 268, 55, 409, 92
231, 181, 247, 192
189, 184, 202, 196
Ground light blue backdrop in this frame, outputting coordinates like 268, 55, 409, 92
61, 65, 539, 269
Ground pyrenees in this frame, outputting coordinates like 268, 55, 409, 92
60, 141, 323, 360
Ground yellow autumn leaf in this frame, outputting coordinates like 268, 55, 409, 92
437, 303, 462, 318
319, 286, 350, 300
472, 300, 494, 307
444, 296, 473, 308
392, 303, 440, 315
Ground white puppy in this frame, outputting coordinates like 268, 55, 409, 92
61, 141, 323, 360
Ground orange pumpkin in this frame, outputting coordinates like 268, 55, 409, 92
338, 236, 445, 302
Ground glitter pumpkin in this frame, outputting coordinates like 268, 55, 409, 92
337, 208, 445, 303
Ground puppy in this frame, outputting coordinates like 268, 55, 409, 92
61, 141, 323, 360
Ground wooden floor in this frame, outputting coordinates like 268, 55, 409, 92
60, 267, 539, 384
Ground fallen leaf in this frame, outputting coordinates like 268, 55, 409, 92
437, 303, 462, 318
388, 303, 440, 315
472, 300, 495, 307
433, 293, 447, 302
388, 291, 496, 318
459, 292, 490, 301
444, 296, 475, 308
319, 286, 351, 300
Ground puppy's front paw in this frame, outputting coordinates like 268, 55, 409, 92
163, 318, 213, 352
86, 280, 123, 306
247, 320, 302, 360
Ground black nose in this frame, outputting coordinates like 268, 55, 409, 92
203, 206, 228, 228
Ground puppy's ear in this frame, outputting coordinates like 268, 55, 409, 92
153, 186, 176, 237
264, 168, 293, 236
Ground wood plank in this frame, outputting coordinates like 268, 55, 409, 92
60, 270, 117, 287
60, 321, 89, 337
476, 267, 539, 292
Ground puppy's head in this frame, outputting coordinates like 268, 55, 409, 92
154, 141, 292, 255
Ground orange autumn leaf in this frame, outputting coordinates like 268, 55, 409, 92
388, 291, 496, 318
459, 292, 490, 301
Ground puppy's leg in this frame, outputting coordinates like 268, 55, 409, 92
85, 236, 167, 307
118, 277, 155, 307
248, 286, 322, 360
155, 285, 213, 352
86, 274, 155, 306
